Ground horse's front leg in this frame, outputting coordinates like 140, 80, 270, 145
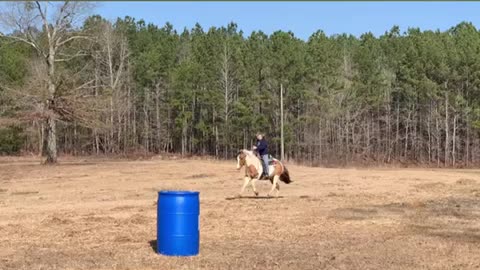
268, 175, 280, 197
238, 176, 251, 197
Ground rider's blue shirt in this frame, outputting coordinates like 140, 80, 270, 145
256, 139, 268, 156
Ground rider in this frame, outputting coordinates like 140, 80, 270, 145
253, 133, 269, 178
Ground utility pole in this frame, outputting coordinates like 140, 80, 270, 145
280, 84, 285, 161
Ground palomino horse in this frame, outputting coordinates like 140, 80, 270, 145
236, 149, 292, 197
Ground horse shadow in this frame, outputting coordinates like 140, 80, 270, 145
225, 196, 284, 200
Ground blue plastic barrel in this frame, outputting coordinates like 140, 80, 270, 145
157, 190, 200, 256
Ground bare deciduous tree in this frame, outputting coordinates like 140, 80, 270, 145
89, 19, 129, 153
220, 42, 237, 158
0, 1, 93, 163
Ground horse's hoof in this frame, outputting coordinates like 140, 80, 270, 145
236, 194, 242, 198
254, 192, 259, 196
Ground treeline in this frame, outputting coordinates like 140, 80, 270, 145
1, 3, 480, 166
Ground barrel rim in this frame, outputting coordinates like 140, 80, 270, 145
158, 190, 199, 195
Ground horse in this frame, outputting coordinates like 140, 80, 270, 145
236, 149, 292, 197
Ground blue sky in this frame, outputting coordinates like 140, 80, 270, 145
96, 2, 480, 40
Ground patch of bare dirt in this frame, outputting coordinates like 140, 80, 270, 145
0, 157, 479, 269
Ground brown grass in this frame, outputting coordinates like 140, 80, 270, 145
1, 156, 480, 269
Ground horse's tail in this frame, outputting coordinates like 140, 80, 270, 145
279, 165, 292, 184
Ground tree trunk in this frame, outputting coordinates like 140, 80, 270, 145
117, 107, 122, 152
404, 111, 411, 159
319, 121, 323, 162
444, 89, 449, 167
435, 105, 441, 167
466, 114, 470, 166
395, 101, 400, 158
452, 113, 457, 166
155, 83, 161, 153
44, 48, 57, 164
39, 121, 45, 156
427, 104, 432, 163
109, 96, 114, 153
73, 122, 78, 155
45, 116, 57, 163
143, 92, 150, 153
215, 125, 219, 158
93, 56, 100, 154
133, 99, 137, 147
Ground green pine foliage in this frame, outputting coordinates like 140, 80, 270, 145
2, 16, 480, 166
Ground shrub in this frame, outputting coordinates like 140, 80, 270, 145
0, 126, 24, 155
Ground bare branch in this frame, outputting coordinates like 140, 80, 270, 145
1, 32, 37, 51
0, 3, 46, 57
52, 1, 70, 40
55, 35, 92, 49
54, 51, 89, 62
73, 79, 95, 92
34, 1, 51, 43
112, 40, 129, 90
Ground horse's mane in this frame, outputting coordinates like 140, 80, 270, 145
241, 149, 255, 157
242, 150, 263, 163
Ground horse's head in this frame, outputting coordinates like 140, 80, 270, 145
236, 150, 247, 170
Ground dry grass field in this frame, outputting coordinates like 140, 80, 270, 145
1, 156, 480, 270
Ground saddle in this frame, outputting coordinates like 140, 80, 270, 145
255, 153, 277, 165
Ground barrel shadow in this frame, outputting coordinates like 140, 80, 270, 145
225, 196, 284, 200
148, 240, 157, 253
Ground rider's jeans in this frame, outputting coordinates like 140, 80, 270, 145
261, 154, 269, 175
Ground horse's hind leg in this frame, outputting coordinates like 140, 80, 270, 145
268, 175, 280, 197
274, 181, 280, 197
251, 178, 259, 196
